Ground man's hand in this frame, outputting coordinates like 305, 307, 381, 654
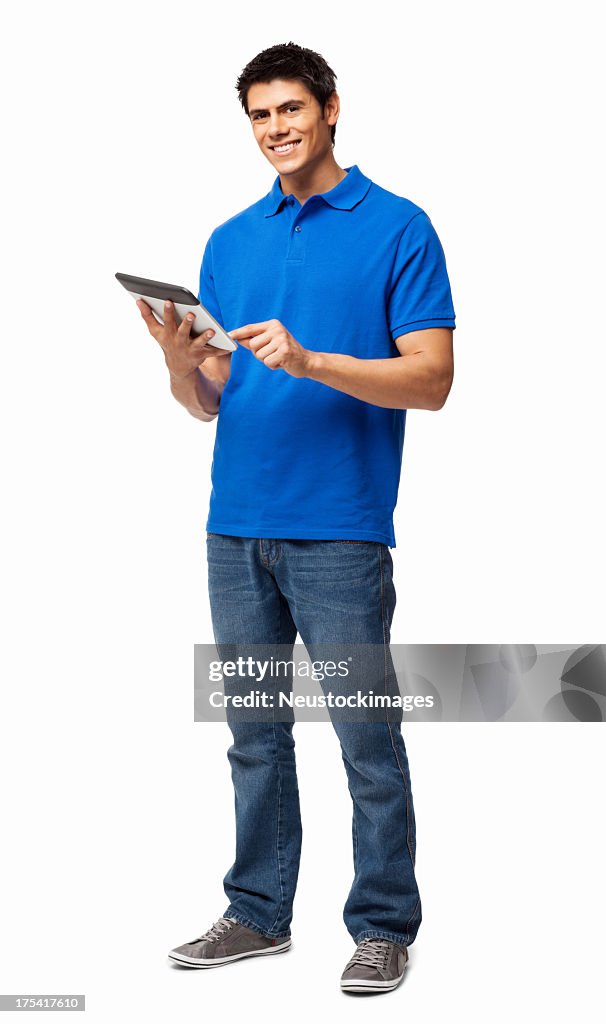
137, 299, 231, 379
228, 319, 311, 378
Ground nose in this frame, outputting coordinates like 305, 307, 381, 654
267, 113, 289, 137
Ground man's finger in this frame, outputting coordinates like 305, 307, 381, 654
177, 312, 196, 343
189, 328, 217, 351
229, 331, 250, 349
164, 300, 176, 330
229, 322, 270, 340
244, 330, 273, 354
136, 299, 163, 339
254, 339, 278, 362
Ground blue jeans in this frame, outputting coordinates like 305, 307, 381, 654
206, 534, 422, 947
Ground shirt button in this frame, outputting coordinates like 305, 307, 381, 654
294, 225, 302, 232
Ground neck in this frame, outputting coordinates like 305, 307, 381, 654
279, 152, 348, 204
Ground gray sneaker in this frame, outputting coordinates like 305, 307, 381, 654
168, 916, 291, 968
340, 938, 409, 993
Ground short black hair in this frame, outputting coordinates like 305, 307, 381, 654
236, 41, 339, 148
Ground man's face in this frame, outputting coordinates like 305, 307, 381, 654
246, 78, 338, 174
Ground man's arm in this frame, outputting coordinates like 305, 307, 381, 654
229, 321, 454, 411
305, 328, 454, 411
169, 353, 232, 422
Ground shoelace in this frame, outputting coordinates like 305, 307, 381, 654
346, 938, 392, 970
190, 917, 236, 944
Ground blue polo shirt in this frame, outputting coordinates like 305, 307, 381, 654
198, 164, 456, 547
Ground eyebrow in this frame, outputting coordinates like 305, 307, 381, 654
248, 98, 306, 117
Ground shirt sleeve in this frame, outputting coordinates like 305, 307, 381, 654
198, 233, 224, 324
387, 211, 456, 340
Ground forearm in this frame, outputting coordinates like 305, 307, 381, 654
304, 351, 445, 410
169, 366, 223, 421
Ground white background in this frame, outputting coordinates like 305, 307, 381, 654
1, 0, 605, 1020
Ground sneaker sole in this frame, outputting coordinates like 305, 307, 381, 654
168, 939, 292, 968
341, 969, 407, 993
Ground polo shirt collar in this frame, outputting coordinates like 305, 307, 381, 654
264, 164, 371, 217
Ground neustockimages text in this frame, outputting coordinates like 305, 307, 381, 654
209, 691, 434, 710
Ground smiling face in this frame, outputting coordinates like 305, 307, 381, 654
246, 78, 339, 176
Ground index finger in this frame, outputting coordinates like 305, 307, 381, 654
136, 299, 162, 336
228, 322, 270, 340
136, 298, 154, 318
227, 330, 250, 349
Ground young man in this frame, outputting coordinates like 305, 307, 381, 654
137, 42, 455, 994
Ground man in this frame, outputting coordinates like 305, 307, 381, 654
137, 42, 455, 994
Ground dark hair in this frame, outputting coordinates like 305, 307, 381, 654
236, 41, 339, 148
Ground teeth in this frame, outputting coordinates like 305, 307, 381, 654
272, 141, 301, 153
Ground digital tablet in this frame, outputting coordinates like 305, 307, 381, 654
115, 272, 237, 352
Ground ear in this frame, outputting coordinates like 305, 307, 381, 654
325, 90, 340, 126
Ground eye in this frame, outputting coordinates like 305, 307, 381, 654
252, 105, 300, 121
